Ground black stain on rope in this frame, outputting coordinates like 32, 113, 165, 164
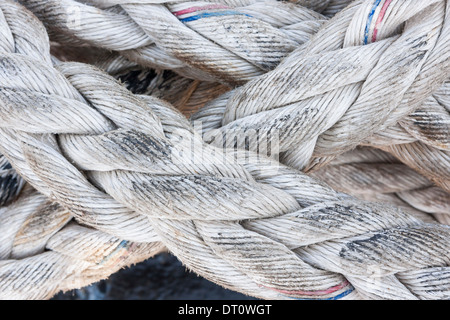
106, 130, 171, 161
339, 233, 389, 263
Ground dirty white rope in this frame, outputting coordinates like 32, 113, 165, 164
21, 0, 327, 85
40, 8, 450, 226
75, 60, 448, 224
31, 0, 448, 191
0, 1, 449, 300
361, 79, 450, 192
0, 185, 165, 299
37, 0, 450, 235
191, 0, 450, 192
80, 3, 449, 222
91, 56, 449, 223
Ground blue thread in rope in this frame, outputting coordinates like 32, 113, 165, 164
180, 11, 252, 23
364, 0, 382, 44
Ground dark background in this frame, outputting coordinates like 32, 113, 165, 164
53, 252, 257, 300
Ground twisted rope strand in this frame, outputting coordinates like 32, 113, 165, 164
0, 186, 164, 299
192, 0, 450, 193
95, 29, 449, 222
310, 147, 449, 224
31, 0, 448, 193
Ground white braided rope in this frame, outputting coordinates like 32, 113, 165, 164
192, 0, 450, 195
92, 53, 450, 214
80, 56, 450, 224
361, 80, 450, 192
0, 185, 164, 299
56, 51, 448, 226
21, 0, 327, 85
37, 0, 448, 189
0, 0, 449, 300
108, 64, 450, 225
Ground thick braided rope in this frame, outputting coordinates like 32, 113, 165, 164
51, 48, 233, 117
21, 0, 327, 85
191, 0, 450, 193
0, 10, 164, 297
41, 0, 448, 185
97, 49, 450, 196
0, 185, 165, 299
83, 33, 449, 193
60, 0, 449, 194
42, 0, 450, 290
0, 1, 449, 300
49, 49, 448, 226
76, 58, 449, 224
107, 66, 450, 224
111, 66, 450, 225
94, 49, 450, 197
0, 2, 361, 298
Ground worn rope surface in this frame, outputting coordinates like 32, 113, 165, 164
0, 0, 448, 300
310, 147, 449, 224
78, 32, 448, 225
40, 45, 450, 230
191, 0, 450, 195
90, 56, 450, 225
0, 184, 165, 299
22, 0, 330, 85
70, 58, 448, 225
40, 1, 450, 221
29, 0, 449, 188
